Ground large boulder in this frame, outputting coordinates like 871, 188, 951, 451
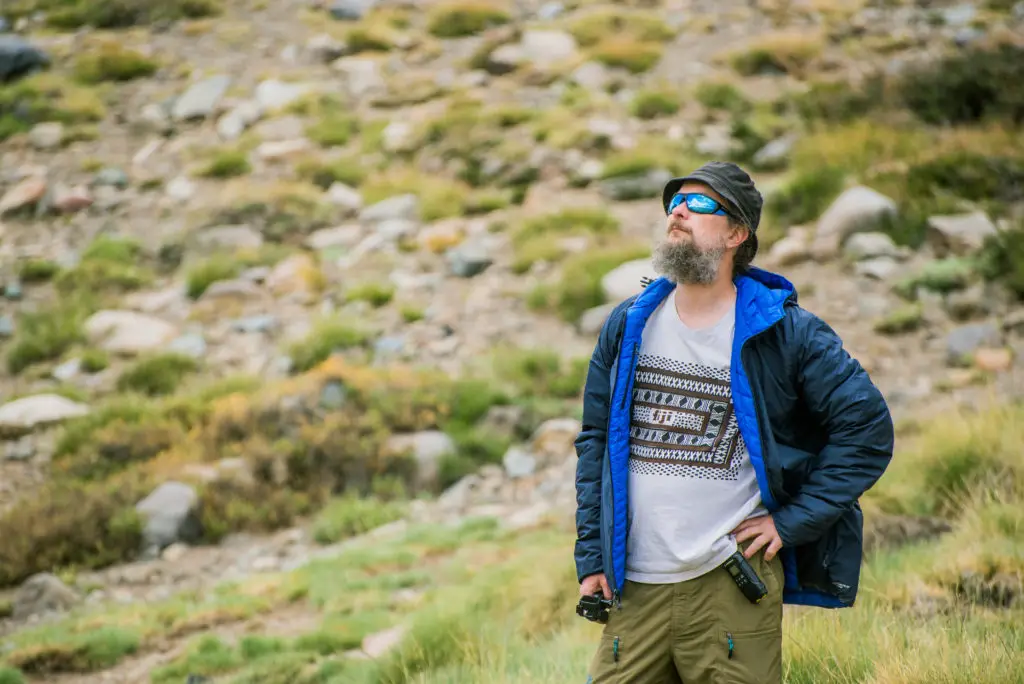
811, 186, 898, 258
0, 394, 89, 438
135, 482, 203, 554
0, 35, 50, 82
84, 310, 179, 356
384, 431, 456, 491
12, 573, 80, 620
601, 258, 653, 302
927, 211, 998, 257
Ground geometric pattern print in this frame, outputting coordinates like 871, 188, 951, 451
628, 353, 747, 481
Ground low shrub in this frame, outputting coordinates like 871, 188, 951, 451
206, 181, 336, 243
427, 0, 510, 37
38, 0, 221, 29
896, 42, 1024, 126
729, 32, 823, 77
510, 207, 620, 273
197, 148, 251, 178
977, 223, 1024, 300
18, 258, 60, 282
0, 73, 106, 141
344, 282, 395, 308
295, 156, 366, 189
0, 479, 145, 587
591, 38, 662, 74
5, 304, 86, 374
116, 353, 201, 396
311, 493, 407, 544
568, 9, 673, 47
763, 165, 846, 228
73, 43, 158, 83
287, 318, 372, 372
54, 235, 153, 296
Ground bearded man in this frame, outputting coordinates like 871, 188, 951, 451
573, 161, 894, 683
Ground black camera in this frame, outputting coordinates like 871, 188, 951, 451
722, 551, 768, 604
576, 593, 613, 623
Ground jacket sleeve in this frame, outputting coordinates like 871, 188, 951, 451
573, 308, 619, 583
771, 312, 895, 549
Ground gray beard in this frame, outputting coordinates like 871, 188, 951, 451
651, 238, 727, 285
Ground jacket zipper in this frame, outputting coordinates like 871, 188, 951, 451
619, 344, 638, 409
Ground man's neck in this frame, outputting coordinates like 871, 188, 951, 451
672, 276, 737, 329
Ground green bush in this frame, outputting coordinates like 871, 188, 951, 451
288, 318, 372, 372
345, 282, 395, 308
38, 0, 221, 29
0, 667, 25, 684
54, 235, 153, 295
6, 305, 85, 374
74, 43, 158, 83
427, 0, 510, 37
695, 81, 751, 115
0, 480, 145, 587
978, 224, 1024, 300
764, 165, 845, 228
18, 258, 60, 282
311, 493, 407, 544
905, 151, 1024, 206
115, 353, 200, 396
492, 347, 590, 399
511, 208, 620, 273
0, 73, 106, 141
185, 255, 242, 299
896, 42, 1024, 125
198, 148, 251, 178
630, 89, 680, 119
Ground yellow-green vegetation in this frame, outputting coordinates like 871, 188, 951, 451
2, 401, 1022, 683
295, 155, 367, 190
509, 207, 620, 274
0, 72, 106, 141
10, 0, 221, 29
311, 491, 408, 544
206, 181, 337, 243
527, 242, 651, 322
285, 318, 374, 372
116, 353, 201, 397
361, 169, 474, 222
344, 282, 396, 308
54, 235, 154, 297
426, 0, 510, 37
17, 258, 61, 283
629, 87, 680, 119
302, 94, 360, 148
338, 7, 410, 54
873, 303, 924, 335
184, 246, 293, 299
4, 303, 86, 375
73, 42, 159, 83
567, 8, 674, 73
727, 31, 825, 77
197, 147, 252, 178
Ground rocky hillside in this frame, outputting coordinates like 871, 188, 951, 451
0, 0, 1022, 680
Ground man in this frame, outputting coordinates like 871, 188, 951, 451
574, 161, 894, 683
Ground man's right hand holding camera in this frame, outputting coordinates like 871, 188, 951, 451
580, 572, 611, 600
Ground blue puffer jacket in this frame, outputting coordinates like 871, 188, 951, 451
574, 267, 895, 608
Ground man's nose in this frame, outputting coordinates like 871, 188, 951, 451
671, 200, 689, 218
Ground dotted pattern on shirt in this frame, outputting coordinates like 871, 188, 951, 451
628, 353, 747, 481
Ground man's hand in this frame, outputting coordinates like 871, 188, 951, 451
580, 572, 611, 600
731, 514, 783, 562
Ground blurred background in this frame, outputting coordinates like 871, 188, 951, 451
0, 0, 1021, 681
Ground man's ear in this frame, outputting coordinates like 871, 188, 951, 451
728, 224, 750, 250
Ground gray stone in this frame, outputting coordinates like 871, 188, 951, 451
570, 61, 610, 90
579, 303, 617, 336
307, 33, 348, 63
255, 79, 315, 112
599, 168, 673, 201
326, 182, 363, 213
946, 322, 1002, 366
195, 225, 264, 251
538, 1, 564, 19
320, 380, 347, 409
217, 100, 263, 140
231, 315, 279, 333
4, 437, 35, 461
765, 228, 811, 267
13, 573, 80, 620
942, 4, 976, 26
52, 358, 81, 381
531, 418, 582, 467
253, 114, 305, 141
93, 167, 129, 189
0, 314, 14, 338
447, 242, 493, 278
360, 194, 419, 223
166, 175, 196, 201
166, 333, 207, 358
29, 121, 63, 150
752, 134, 798, 169
812, 186, 898, 258
330, 0, 376, 20
333, 57, 385, 98
374, 336, 405, 360
503, 445, 536, 478
85, 310, 178, 355
927, 211, 998, 257
601, 258, 653, 302
4, 278, 22, 300
0, 34, 51, 82
307, 224, 362, 251
480, 405, 527, 440
172, 74, 232, 121
843, 232, 901, 261
855, 257, 901, 281
386, 431, 456, 490
944, 283, 990, 321
377, 219, 417, 241
519, 29, 579, 66
0, 394, 89, 438
135, 482, 203, 552
696, 123, 737, 157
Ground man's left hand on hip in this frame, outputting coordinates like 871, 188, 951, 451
731, 514, 783, 562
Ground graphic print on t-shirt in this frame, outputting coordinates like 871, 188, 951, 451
628, 353, 746, 481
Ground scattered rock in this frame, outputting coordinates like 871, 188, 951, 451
334, 57, 385, 98
579, 303, 616, 336
232, 315, 279, 334
855, 256, 901, 281
326, 183, 363, 214
0, 393, 90, 438
602, 258, 653, 302
85, 310, 179, 356
752, 133, 798, 169
599, 168, 673, 201
330, 0, 376, 20
446, 241, 493, 278
385, 431, 456, 490
946, 322, 1002, 366
0, 34, 50, 82
0, 175, 47, 216
530, 418, 581, 467
195, 225, 264, 251
4, 436, 36, 461
166, 175, 196, 201
217, 101, 263, 140
52, 358, 82, 381
198, 279, 270, 306
765, 227, 811, 267
479, 405, 528, 441
360, 194, 419, 223
843, 232, 902, 261
28, 121, 64, 150
503, 445, 536, 478
135, 481, 203, 554
93, 167, 130, 189
944, 282, 990, 321
257, 138, 313, 162
927, 211, 998, 257
51, 184, 93, 213
812, 186, 898, 258
12, 573, 80, 620
172, 74, 232, 121
0, 314, 14, 338
255, 78, 315, 112
973, 347, 1013, 372
307, 33, 348, 63
307, 224, 363, 251
166, 333, 208, 359
266, 253, 319, 298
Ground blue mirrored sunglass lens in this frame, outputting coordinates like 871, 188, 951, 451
668, 194, 684, 212
687, 195, 718, 212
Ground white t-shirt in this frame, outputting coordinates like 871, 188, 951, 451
624, 290, 768, 584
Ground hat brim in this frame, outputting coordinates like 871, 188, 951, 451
662, 172, 758, 258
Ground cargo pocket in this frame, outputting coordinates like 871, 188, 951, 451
719, 627, 782, 684
587, 633, 621, 682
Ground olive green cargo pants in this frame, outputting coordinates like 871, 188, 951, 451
586, 546, 784, 684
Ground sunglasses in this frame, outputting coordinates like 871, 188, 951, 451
667, 192, 738, 219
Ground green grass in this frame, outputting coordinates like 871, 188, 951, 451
287, 317, 373, 372
510, 208, 620, 274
